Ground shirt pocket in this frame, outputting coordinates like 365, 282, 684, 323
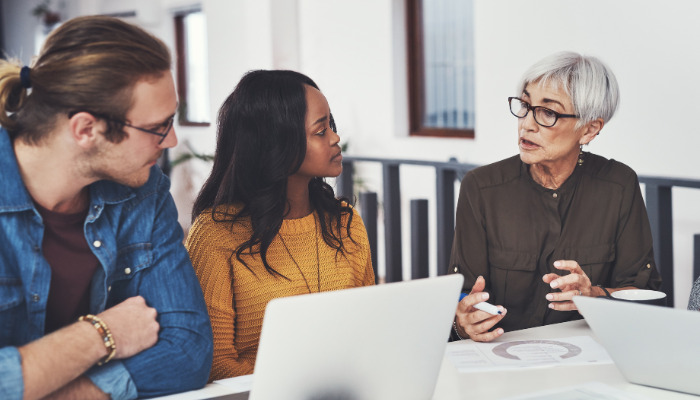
562, 244, 615, 286
0, 277, 24, 341
487, 248, 537, 315
108, 243, 153, 302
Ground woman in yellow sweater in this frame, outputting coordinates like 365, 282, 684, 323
186, 70, 375, 381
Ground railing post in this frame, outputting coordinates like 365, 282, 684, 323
411, 199, 429, 280
337, 159, 354, 199
694, 234, 700, 283
645, 184, 674, 307
436, 167, 456, 276
383, 163, 403, 283
360, 192, 379, 284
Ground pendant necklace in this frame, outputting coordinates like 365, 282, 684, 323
279, 213, 321, 293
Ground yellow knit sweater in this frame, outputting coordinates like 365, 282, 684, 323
187, 205, 375, 381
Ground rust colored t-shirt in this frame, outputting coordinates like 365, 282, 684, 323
34, 201, 99, 334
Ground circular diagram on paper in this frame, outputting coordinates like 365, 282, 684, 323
492, 340, 582, 360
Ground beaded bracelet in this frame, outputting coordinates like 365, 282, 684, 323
453, 321, 467, 341
79, 314, 117, 365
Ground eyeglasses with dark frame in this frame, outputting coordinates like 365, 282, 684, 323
67, 111, 174, 145
508, 97, 579, 128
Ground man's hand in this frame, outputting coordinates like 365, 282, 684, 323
25, 296, 160, 400
17, 298, 157, 400
98, 296, 159, 359
454, 276, 507, 342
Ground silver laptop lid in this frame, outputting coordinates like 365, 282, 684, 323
574, 296, 700, 395
250, 274, 464, 400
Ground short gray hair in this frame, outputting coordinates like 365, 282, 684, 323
517, 51, 620, 129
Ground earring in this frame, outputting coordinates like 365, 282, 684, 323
577, 145, 584, 166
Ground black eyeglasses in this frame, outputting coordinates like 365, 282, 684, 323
508, 97, 579, 128
68, 111, 174, 144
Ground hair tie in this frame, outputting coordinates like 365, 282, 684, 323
20, 66, 31, 89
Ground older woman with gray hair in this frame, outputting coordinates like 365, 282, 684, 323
450, 51, 661, 342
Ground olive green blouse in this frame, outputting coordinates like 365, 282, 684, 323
449, 152, 662, 332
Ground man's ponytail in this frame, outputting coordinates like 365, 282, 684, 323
0, 60, 28, 130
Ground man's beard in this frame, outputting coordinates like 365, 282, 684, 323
82, 147, 163, 188
90, 166, 152, 188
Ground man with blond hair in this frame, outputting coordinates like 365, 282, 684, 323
0, 16, 213, 400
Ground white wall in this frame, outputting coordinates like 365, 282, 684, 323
4, 0, 699, 307
2, 0, 43, 66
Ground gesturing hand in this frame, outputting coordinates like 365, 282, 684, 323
454, 276, 507, 342
542, 260, 593, 312
98, 296, 160, 359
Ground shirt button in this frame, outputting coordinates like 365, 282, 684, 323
34, 245, 40, 252
454, 267, 458, 272
93, 205, 100, 210
552, 193, 558, 198
125, 268, 131, 275
647, 263, 651, 268
32, 294, 40, 302
93, 240, 102, 248
108, 286, 112, 292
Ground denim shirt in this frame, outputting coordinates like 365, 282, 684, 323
0, 129, 213, 399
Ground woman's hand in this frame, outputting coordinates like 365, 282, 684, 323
454, 276, 507, 342
542, 260, 594, 311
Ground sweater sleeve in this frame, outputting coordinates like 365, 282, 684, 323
186, 216, 254, 381
362, 245, 376, 287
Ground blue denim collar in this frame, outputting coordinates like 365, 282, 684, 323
0, 128, 135, 213
89, 179, 136, 206
0, 129, 33, 213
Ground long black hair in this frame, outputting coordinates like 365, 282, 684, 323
192, 70, 355, 278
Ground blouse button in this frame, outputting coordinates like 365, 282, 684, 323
125, 268, 132, 275
647, 263, 651, 268
93, 240, 102, 248
552, 193, 558, 198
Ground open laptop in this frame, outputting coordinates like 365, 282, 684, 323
574, 296, 700, 395
233, 274, 463, 400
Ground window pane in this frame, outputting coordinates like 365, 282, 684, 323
183, 12, 211, 123
422, 0, 475, 130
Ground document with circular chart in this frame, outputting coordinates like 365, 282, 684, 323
445, 336, 613, 372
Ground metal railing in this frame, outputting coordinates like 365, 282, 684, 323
641, 176, 700, 307
338, 156, 700, 308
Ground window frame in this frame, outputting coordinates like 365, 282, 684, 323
405, 0, 475, 139
174, 11, 211, 127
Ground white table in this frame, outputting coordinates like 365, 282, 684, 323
155, 320, 696, 399
432, 319, 695, 399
